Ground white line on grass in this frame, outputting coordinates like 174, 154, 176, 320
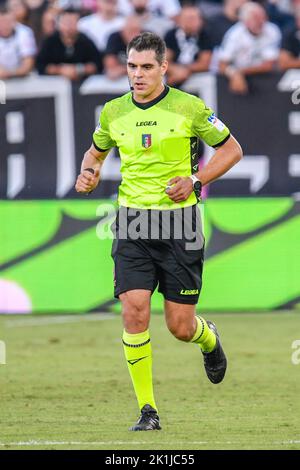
0, 440, 299, 447
4, 313, 117, 328
0, 440, 216, 446
0, 441, 157, 446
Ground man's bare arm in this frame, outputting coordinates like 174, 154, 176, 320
196, 135, 242, 185
0, 57, 35, 79
188, 51, 212, 73
75, 144, 109, 193
239, 60, 276, 75
279, 50, 300, 70
104, 55, 127, 80
219, 60, 275, 76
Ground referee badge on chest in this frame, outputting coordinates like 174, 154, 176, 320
142, 134, 152, 148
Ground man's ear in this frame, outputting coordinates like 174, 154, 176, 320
161, 60, 168, 76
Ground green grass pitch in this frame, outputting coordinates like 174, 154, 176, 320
0, 312, 299, 450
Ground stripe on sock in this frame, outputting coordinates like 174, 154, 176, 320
122, 338, 151, 348
192, 316, 205, 343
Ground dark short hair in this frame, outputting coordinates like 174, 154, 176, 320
126, 32, 166, 65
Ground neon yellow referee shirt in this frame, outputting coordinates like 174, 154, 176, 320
93, 86, 230, 210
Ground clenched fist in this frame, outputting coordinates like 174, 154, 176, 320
165, 176, 194, 203
75, 168, 100, 194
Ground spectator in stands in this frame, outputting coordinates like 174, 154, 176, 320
7, 0, 29, 25
206, 0, 247, 48
25, 0, 52, 47
206, 0, 247, 72
40, 8, 57, 43
104, 15, 142, 79
78, 0, 125, 53
165, 4, 213, 86
36, 8, 102, 80
219, 2, 281, 94
118, 0, 181, 19
0, 5, 37, 79
279, 5, 300, 69
129, 0, 174, 36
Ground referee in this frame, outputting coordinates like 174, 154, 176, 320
75, 32, 242, 431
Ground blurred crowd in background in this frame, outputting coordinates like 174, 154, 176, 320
0, 0, 300, 94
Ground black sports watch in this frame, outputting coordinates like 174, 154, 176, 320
189, 174, 202, 200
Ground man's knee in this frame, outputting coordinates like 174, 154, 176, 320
165, 301, 196, 342
120, 290, 151, 332
166, 319, 195, 342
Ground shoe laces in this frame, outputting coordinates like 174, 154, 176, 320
138, 409, 158, 424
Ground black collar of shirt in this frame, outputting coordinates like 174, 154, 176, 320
132, 85, 169, 109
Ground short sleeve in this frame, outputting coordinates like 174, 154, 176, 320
192, 99, 230, 147
218, 28, 237, 63
261, 25, 281, 61
92, 104, 116, 151
18, 26, 37, 58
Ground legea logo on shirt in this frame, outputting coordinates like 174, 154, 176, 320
207, 113, 225, 132
136, 121, 157, 126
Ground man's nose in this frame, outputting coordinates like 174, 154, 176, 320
134, 67, 143, 77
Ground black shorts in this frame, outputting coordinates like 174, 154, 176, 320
111, 205, 205, 305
